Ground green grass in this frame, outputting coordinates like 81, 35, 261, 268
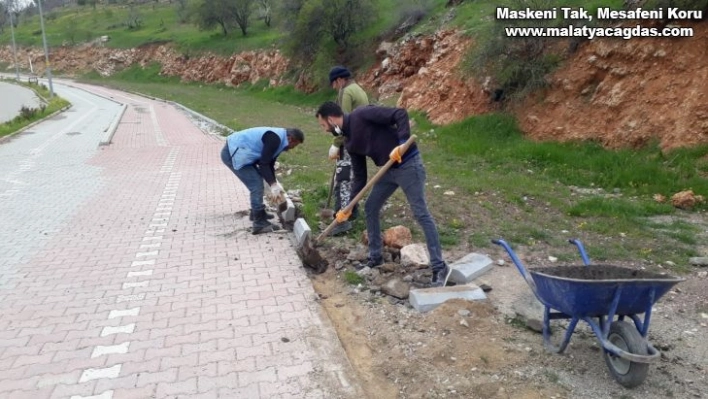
343, 270, 365, 286
75, 51, 708, 273
0, 79, 71, 138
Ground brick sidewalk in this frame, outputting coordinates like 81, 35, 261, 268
0, 85, 361, 399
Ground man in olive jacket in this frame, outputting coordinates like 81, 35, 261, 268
316, 101, 450, 287
327, 66, 370, 235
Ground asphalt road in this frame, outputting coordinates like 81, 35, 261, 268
0, 80, 44, 124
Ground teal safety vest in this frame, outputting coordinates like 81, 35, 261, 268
226, 127, 289, 170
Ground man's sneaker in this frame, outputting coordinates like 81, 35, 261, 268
330, 221, 352, 236
355, 256, 383, 270
430, 263, 451, 287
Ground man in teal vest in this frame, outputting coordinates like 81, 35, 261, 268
327, 66, 370, 235
221, 127, 304, 234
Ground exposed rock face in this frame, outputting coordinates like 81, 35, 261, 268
516, 21, 708, 151
361, 30, 492, 125
0, 42, 289, 88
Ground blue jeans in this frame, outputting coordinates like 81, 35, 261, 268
221, 143, 265, 212
364, 154, 446, 271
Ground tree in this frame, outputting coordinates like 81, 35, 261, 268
325, 0, 374, 49
195, 0, 231, 35
257, 0, 272, 27
228, 0, 253, 36
126, 2, 143, 29
175, 0, 189, 23
284, 0, 375, 61
195, 0, 254, 36
0, 2, 7, 34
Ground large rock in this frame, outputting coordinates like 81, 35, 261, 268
400, 244, 429, 268
383, 226, 412, 249
381, 278, 410, 299
512, 291, 546, 333
361, 226, 412, 249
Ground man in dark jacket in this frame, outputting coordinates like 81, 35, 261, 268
221, 127, 304, 235
315, 102, 450, 287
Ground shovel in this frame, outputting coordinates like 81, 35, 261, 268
297, 135, 417, 272
319, 163, 337, 220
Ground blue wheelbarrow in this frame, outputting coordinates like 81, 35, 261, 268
493, 238, 684, 388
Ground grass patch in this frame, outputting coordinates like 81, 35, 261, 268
2, 2, 284, 55
0, 80, 71, 138
343, 270, 365, 286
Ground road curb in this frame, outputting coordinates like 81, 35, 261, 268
121, 89, 232, 140
99, 103, 127, 146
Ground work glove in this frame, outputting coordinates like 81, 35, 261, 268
335, 209, 351, 223
389, 144, 404, 163
267, 181, 286, 204
328, 144, 340, 161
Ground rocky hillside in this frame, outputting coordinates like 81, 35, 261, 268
516, 20, 708, 151
2, 20, 707, 150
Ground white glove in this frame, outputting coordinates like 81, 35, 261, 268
328, 145, 340, 161
267, 182, 285, 203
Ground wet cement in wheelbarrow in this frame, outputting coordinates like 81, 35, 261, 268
531, 264, 675, 280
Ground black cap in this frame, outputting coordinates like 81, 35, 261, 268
328, 66, 351, 84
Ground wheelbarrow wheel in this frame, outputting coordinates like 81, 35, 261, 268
603, 321, 649, 388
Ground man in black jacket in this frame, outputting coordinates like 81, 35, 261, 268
315, 102, 450, 287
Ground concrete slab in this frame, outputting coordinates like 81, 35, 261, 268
294, 218, 311, 248
280, 196, 296, 223
448, 253, 494, 284
689, 257, 708, 266
409, 284, 487, 313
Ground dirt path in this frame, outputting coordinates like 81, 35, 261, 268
307, 245, 708, 399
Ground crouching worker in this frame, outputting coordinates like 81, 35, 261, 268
221, 127, 304, 235
315, 102, 450, 287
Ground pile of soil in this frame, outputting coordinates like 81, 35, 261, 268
531, 265, 678, 280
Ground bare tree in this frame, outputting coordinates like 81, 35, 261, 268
226, 0, 254, 36
175, 0, 189, 23
0, 2, 7, 33
195, 0, 231, 35
257, 0, 272, 27
195, 0, 254, 36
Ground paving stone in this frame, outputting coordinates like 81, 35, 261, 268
280, 197, 296, 223
448, 253, 494, 284
293, 218, 311, 249
409, 284, 487, 313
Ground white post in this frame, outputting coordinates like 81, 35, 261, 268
36, 0, 54, 98
8, 0, 20, 81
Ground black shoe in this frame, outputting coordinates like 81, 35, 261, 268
252, 210, 281, 235
249, 209, 275, 221
355, 256, 383, 270
431, 263, 451, 287
330, 221, 352, 236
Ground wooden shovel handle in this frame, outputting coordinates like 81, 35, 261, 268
316, 135, 417, 242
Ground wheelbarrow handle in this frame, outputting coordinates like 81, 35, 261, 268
316, 135, 417, 243
568, 238, 591, 265
491, 239, 538, 296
